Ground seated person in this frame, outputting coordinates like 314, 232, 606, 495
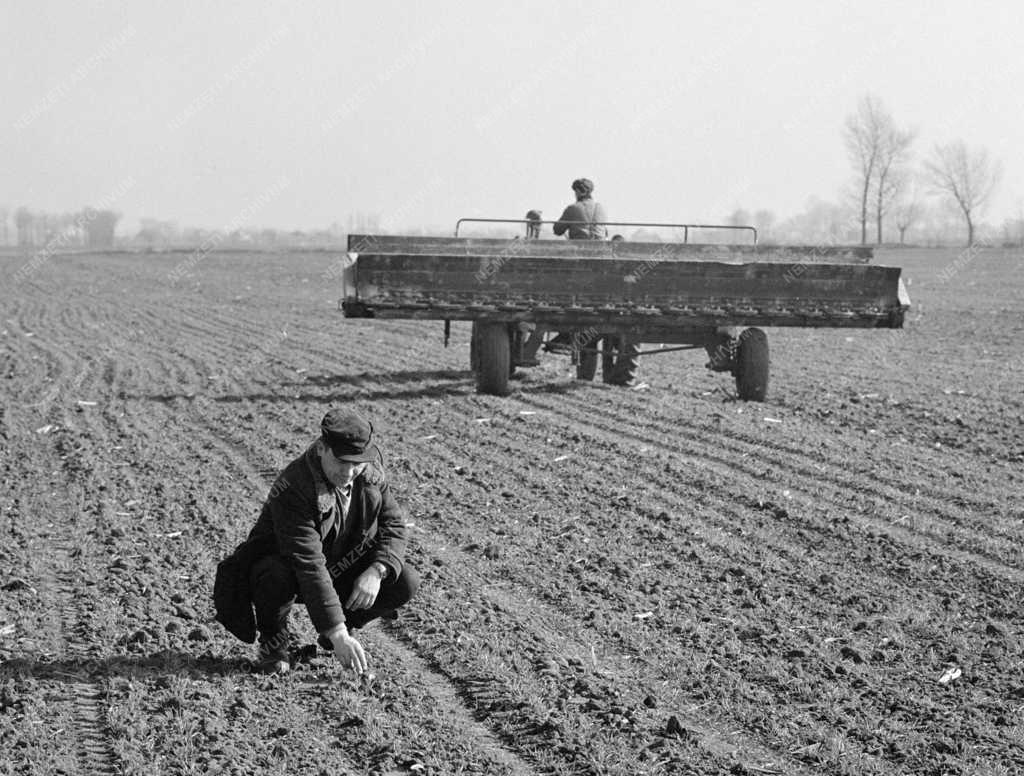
525, 209, 542, 239
553, 178, 608, 240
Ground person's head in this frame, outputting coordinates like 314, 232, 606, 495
611, 234, 624, 242
525, 209, 542, 223
316, 409, 379, 487
571, 178, 594, 200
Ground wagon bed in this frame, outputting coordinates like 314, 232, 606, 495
341, 235, 906, 330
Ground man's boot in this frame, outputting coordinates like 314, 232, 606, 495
255, 630, 291, 674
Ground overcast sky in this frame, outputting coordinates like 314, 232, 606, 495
2, 0, 1022, 233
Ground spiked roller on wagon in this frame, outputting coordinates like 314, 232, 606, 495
339, 220, 910, 399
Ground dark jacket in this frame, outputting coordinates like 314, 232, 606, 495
553, 198, 608, 239
239, 443, 408, 634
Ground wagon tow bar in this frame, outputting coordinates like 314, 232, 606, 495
631, 344, 704, 356
572, 344, 705, 356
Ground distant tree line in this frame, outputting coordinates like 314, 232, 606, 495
0, 206, 121, 249
728, 198, 1023, 249
130, 222, 349, 250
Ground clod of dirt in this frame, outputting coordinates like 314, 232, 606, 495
643, 695, 657, 708
1, 578, 31, 592
174, 605, 197, 620
121, 628, 150, 646
170, 593, 186, 604
483, 544, 501, 560
187, 626, 212, 642
664, 715, 694, 740
0, 684, 21, 713
984, 621, 1007, 639
840, 646, 864, 664
165, 621, 182, 634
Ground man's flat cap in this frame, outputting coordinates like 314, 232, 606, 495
320, 409, 379, 462
571, 178, 594, 196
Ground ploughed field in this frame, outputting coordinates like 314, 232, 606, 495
0, 245, 1022, 776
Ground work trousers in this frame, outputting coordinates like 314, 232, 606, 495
249, 553, 420, 643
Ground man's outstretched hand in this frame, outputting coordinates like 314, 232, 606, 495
325, 625, 368, 674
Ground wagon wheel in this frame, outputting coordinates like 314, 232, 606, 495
575, 333, 600, 381
734, 327, 769, 401
470, 322, 479, 371
603, 335, 640, 387
601, 336, 618, 383
474, 322, 512, 396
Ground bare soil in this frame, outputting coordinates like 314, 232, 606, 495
1, 245, 1022, 775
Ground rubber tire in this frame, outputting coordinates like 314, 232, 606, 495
603, 336, 639, 386
735, 327, 769, 401
607, 342, 639, 386
575, 335, 599, 381
470, 322, 479, 371
601, 337, 617, 383
475, 322, 512, 396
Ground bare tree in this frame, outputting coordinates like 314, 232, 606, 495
15, 207, 34, 247
925, 140, 1001, 247
83, 209, 121, 248
891, 174, 922, 246
1000, 217, 1024, 248
874, 126, 915, 244
844, 94, 888, 245
1001, 204, 1024, 248
34, 212, 49, 246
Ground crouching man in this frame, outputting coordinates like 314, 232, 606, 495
234, 409, 419, 675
